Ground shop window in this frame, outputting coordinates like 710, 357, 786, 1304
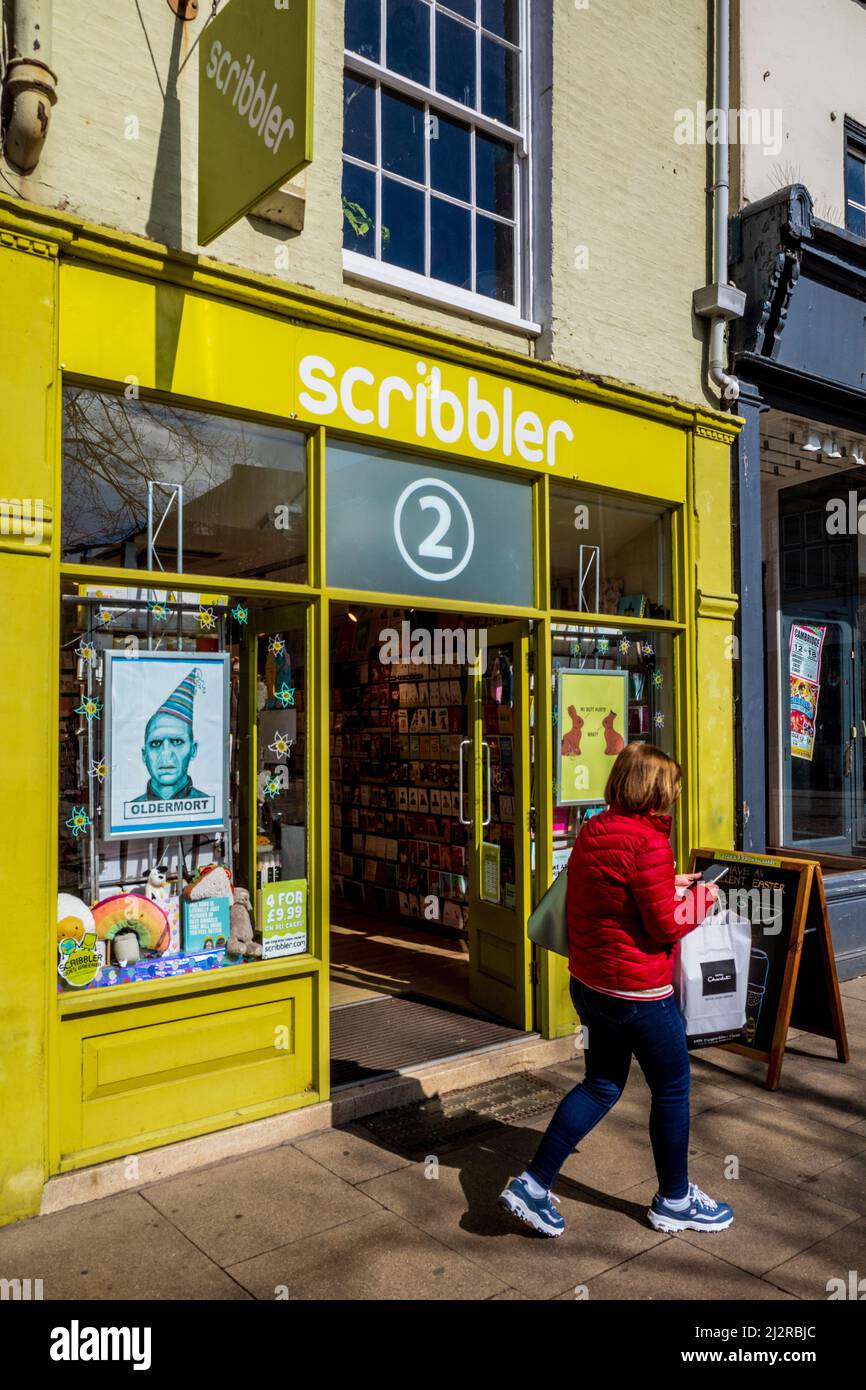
549, 484, 673, 619
57, 584, 309, 993
342, 0, 528, 318
547, 624, 678, 864
845, 122, 866, 239
59, 389, 312, 995
61, 389, 307, 582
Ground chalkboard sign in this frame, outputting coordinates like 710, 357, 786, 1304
690, 849, 849, 1089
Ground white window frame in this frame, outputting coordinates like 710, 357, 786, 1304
342, 0, 537, 334
845, 129, 866, 237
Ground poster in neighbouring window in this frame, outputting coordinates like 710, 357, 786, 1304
789, 675, 820, 761
789, 623, 826, 685
556, 669, 629, 806
104, 650, 230, 839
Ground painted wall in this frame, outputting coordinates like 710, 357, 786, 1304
1, 0, 715, 404
733, 0, 866, 223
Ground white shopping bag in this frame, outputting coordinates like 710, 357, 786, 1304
674, 909, 752, 1048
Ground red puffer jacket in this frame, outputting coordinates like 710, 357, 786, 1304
566, 806, 713, 994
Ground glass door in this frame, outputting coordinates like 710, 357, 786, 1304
781, 616, 856, 854
240, 604, 309, 947
464, 622, 532, 1029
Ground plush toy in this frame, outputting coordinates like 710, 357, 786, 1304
226, 887, 262, 960
143, 864, 171, 903
57, 892, 95, 945
183, 862, 234, 905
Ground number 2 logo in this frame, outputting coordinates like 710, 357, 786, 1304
393, 478, 475, 582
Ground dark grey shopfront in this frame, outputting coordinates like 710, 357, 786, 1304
729, 184, 866, 979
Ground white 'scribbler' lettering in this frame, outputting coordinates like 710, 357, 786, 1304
298, 355, 574, 468
205, 42, 294, 153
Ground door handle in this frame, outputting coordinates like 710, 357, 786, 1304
459, 739, 472, 825
844, 741, 854, 777
482, 740, 492, 828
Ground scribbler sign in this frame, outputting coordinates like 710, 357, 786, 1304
198, 0, 315, 246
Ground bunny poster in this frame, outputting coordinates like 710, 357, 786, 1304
557, 669, 629, 806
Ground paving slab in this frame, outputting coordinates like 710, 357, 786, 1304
576, 1237, 796, 1301
357, 1140, 666, 1299
226, 1208, 506, 1301
143, 1144, 380, 1267
481, 1103, 711, 1197
292, 1125, 412, 1183
0, 1192, 249, 1301
796, 1150, 866, 1217
764, 1217, 866, 1301
840, 976, 866, 1002
617, 1153, 860, 1277
689, 1096, 866, 1186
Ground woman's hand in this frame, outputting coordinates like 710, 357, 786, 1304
674, 872, 700, 899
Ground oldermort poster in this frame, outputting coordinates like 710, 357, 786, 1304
105, 651, 229, 839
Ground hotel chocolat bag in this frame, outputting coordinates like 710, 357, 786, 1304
673, 909, 751, 1047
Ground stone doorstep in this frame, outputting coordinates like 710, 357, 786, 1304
39, 1033, 575, 1219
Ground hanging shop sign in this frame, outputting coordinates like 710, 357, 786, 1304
103, 651, 230, 839
690, 850, 849, 1090
326, 443, 534, 605
296, 328, 579, 473
198, 0, 315, 245
556, 668, 629, 806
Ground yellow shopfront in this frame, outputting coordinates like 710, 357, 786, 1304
0, 205, 741, 1224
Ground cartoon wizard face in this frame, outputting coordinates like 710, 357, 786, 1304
136, 668, 206, 802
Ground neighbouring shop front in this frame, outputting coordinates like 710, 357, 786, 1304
730, 184, 866, 980
0, 199, 739, 1225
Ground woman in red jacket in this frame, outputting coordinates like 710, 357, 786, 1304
499, 743, 734, 1238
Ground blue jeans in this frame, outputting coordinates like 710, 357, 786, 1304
528, 977, 691, 1199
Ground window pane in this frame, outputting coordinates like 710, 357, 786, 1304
481, 35, 518, 125
549, 625, 677, 857
58, 586, 309, 994
847, 203, 866, 238
475, 214, 514, 301
386, 0, 431, 85
441, 0, 476, 20
845, 149, 865, 207
382, 89, 425, 182
61, 389, 307, 582
475, 131, 514, 217
343, 75, 376, 164
435, 11, 476, 108
382, 177, 426, 273
481, 0, 518, 42
431, 196, 471, 288
548, 484, 672, 619
342, 160, 378, 257
346, 0, 382, 61
430, 114, 471, 201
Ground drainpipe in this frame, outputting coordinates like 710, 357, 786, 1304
693, 0, 745, 405
2, 0, 57, 174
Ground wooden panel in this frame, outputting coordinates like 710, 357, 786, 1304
59, 975, 317, 1169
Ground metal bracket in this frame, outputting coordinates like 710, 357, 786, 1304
167, 0, 199, 19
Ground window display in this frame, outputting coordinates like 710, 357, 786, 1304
57, 585, 308, 991
549, 622, 677, 858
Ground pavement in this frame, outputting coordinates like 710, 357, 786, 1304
2, 976, 866, 1301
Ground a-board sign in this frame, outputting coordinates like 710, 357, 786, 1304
689, 849, 849, 1089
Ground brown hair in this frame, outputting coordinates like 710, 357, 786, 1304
604, 743, 682, 815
